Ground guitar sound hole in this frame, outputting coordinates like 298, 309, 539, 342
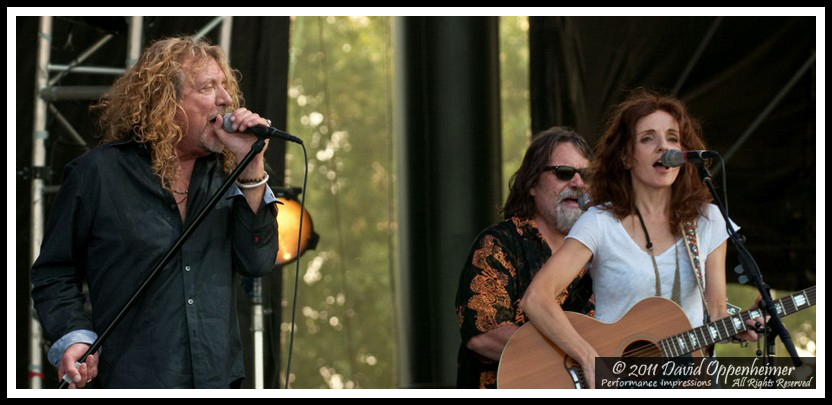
622, 340, 662, 358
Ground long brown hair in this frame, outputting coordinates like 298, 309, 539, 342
92, 37, 243, 192
502, 127, 593, 220
589, 88, 711, 231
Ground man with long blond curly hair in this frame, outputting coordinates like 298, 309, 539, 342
31, 37, 280, 388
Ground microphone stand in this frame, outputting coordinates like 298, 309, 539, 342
58, 137, 267, 388
691, 159, 802, 369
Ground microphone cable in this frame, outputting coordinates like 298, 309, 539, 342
718, 154, 729, 216
283, 142, 308, 389
709, 153, 730, 217
706, 153, 729, 216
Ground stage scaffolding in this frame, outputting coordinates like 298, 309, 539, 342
26, 16, 238, 389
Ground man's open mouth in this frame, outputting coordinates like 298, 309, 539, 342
559, 194, 581, 206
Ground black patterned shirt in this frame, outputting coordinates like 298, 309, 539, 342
455, 217, 594, 388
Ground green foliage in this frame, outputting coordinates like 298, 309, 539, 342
281, 16, 532, 389
282, 16, 396, 389
499, 17, 531, 204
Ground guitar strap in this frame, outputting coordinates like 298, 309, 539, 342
680, 221, 712, 322
681, 220, 745, 351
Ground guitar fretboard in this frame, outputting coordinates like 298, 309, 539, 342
659, 286, 815, 358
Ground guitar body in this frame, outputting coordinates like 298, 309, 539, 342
497, 297, 703, 389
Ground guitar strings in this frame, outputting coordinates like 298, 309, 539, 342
615, 288, 815, 359
568, 289, 815, 384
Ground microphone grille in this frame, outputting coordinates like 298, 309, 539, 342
221, 113, 234, 133
660, 149, 686, 167
578, 194, 591, 211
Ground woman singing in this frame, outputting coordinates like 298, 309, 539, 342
520, 89, 762, 388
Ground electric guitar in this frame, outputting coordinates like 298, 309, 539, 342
497, 286, 816, 388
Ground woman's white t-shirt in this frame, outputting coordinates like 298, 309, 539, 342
566, 204, 737, 328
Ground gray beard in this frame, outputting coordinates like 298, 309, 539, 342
555, 204, 582, 234
200, 132, 225, 154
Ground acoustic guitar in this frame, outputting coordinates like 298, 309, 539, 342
497, 286, 815, 388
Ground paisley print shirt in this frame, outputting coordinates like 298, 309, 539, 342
455, 217, 594, 388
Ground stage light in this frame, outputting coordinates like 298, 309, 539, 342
274, 188, 319, 265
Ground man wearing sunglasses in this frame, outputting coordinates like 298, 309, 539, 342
455, 127, 595, 388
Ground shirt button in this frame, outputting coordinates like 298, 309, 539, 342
185, 265, 191, 272
187, 298, 194, 305
170, 204, 176, 210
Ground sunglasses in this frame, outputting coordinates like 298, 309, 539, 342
542, 166, 587, 181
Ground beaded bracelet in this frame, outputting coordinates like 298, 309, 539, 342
236, 173, 269, 189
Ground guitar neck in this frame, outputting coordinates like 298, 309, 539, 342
659, 286, 816, 358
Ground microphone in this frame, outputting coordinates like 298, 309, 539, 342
578, 194, 592, 211
660, 149, 719, 167
222, 113, 303, 145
